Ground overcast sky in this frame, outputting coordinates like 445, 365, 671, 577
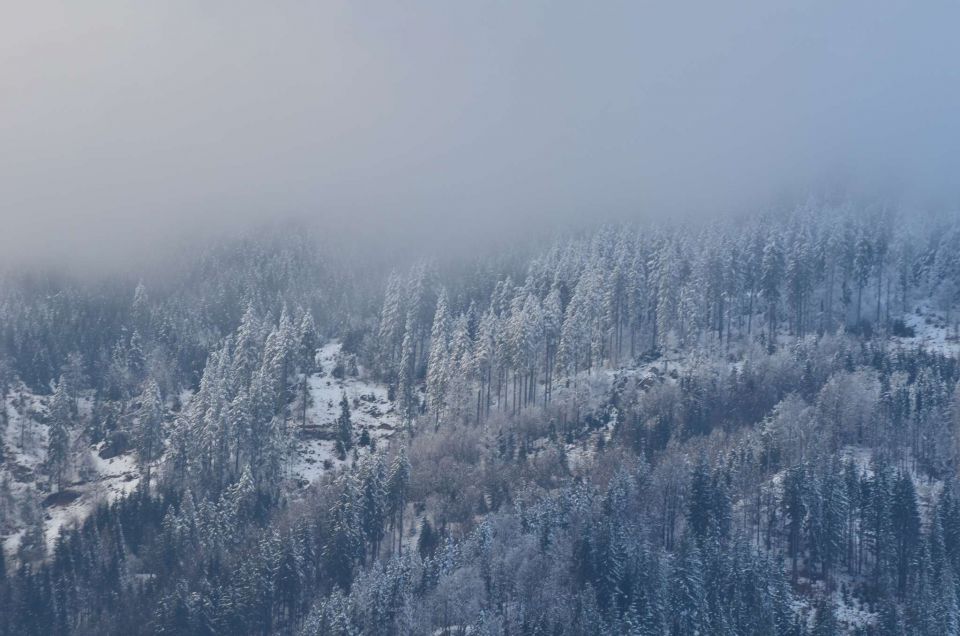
1, 1, 959, 270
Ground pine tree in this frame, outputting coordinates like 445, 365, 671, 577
46, 377, 72, 491
131, 279, 150, 334
939, 482, 960, 576
17, 490, 46, 563
297, 312, 318, 429
542, 285, 563, 404
782, 464, 807, 583
417, 519, 440, 558
655, 241, 678, 353
195, 344, 233, 492
337, 392, 353, 459
809, 463, 848, 585
298, 311, 318, 375
360, 455, 387, 562
761, 235, 784, 341
59, 351, 85, 416
686, 458, 731, 542
234, 302, 264, 387
377, 270, 406, 379
396, 314, 417, 427
228, 388, 253, 477
669, 536, 708, 636
937, 562, 960, 635
446, 313, 475, 421
267, 305, 297, 421
687, 458, 714, 540
135, 378, 166, 488
853, 231, 873, 325
275, 533, 304, 625
326, 476, 364, 590
892, 472, 921, 597
387, 447, 411, 555
869, 464, 895, 595
426, 289, 451, 427
785, 228, 811, 336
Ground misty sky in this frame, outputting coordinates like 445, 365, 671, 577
2, 1, 959, 270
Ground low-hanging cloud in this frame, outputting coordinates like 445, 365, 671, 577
1, 0, 958, 271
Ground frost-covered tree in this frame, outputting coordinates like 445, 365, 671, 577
46, 377, 72, 491
387, 447, 411, 558
425, 289, 451, 426
761, 235, 784, 340
336, 392, 353, 459
396, 314, 418, 426
136, 378, 166, 487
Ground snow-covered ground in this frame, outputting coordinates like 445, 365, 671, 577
761, 443, 945, 633
44, 449, 141, 550
1, 387, 145, 559
288, 342, 399, 484
42, 451, 140, 552
897, 301, 960, 357
2, 341, 403, 563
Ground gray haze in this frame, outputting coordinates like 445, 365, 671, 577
2, 1, 959, 270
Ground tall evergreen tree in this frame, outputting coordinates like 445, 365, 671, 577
892, 473, 921, 597
387, 446, 411, 556
336, 392, 353, 459
426, 289, 451, 426
46, 377, 72, 491
135, 378, 166, 488
761, 235, 784, 341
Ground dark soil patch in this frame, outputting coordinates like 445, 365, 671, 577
42, 489, 82, 508
99, 430, 131, 459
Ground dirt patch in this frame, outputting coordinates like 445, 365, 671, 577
99, 430, 131, 459
42, 489, 82, 508
298, 425, 336, 440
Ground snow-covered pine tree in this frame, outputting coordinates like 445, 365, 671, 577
136, 377, 166, 488
425, 289, 451, 427
46, 376, 72, 491
336, 392, 353, 459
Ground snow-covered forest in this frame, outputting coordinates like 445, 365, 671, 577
1, 206, 960, 634
4, 0, 960, 633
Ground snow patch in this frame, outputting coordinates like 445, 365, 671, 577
288, 342, 399, 485
896, 302, 960, 357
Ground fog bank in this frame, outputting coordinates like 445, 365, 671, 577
1, 1, 958, 271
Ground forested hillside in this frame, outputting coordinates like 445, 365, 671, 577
3, 206, 960, 634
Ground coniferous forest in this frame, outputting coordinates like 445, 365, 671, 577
2, 208, 960, 634
4, 2, 960, 634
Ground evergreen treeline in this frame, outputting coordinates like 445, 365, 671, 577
3, 207, 960, 634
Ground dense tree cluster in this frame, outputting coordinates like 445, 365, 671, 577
372, 207, 960, 435
3, 208, 960, 634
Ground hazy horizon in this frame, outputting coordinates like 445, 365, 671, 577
2, 1, 959, 272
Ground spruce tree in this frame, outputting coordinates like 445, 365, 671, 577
892, 473, 921, 597
396, 314, 417, 426
337, 392, 353, 456
387, 447, 411, 555
782, 464, 807, 583
360, 455, 386, 561
136, 378, 165, 488
46, 377, 72, 491
425, 289, 451, 427
761, 235, 784, 341
669, 536, 708, 636
326, 476, 364, 591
